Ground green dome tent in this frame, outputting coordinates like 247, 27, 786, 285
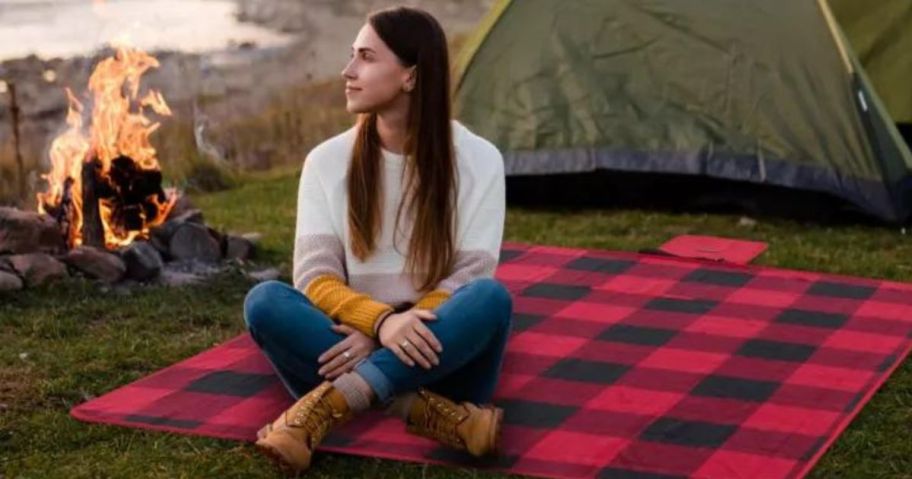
453, 0, 912, 223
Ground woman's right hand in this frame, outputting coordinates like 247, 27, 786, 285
377, 310, 443, 369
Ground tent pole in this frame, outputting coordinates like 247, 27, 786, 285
816, 0, 854, 74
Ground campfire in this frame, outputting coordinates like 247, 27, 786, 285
37, 46, 178, 251
0, 46, 267, 292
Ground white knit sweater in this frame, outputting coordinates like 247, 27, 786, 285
292, 120, 506, 309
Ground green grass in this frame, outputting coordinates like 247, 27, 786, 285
3, 170, 912, 478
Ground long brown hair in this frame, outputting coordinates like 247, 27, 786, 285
347, 6, 457, 293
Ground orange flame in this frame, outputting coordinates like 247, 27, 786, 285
37, 45, 178, 250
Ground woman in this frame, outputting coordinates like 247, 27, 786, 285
242, 5, 512, 474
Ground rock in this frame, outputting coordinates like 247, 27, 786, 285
149, 222, 178, 250
149, 208, 204, 246
0, 207, 66, 255
208, 226, 224, 250
0, 270, 23, 291
7, 253, 68, 287
171, 208, 204, 225
738, 216, 758, 228
148, 234, 171, 259
246, 267, 280, 282
234, 0, 317, 33
165, 194, 196, 221
121, 241, 164, 282
0, 256, 13, 273
225, 234, 256, 260
169, 223, 221, 263
241, 232, 262, 245
63, 245, 126, 283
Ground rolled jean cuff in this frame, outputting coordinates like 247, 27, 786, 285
353, 358, 395, 407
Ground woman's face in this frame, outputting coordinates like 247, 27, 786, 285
341, 23, 415, 114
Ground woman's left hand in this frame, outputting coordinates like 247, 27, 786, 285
317, 323, 378, 379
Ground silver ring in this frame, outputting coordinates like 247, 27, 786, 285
342, 350, 351, 359
400, 339, 411, 348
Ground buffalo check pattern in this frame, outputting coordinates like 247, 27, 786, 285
71, 240, 912, 479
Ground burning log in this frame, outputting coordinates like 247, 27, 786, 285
81, 158, 105, 248
59, 178, 75, 233
76, 153, 172, 249
100, 155, 169, 233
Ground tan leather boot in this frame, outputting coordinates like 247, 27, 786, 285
254, 381, 354, 473
405, 387, 504, 457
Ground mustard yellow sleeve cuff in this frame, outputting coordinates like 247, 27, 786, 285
413, 288, 452, 311
304, 274, 394, 338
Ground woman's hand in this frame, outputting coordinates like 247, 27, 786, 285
317, 323, 378, 379
378, 309, 443, 369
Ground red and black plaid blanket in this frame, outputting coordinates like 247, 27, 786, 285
71, 240, 912, 478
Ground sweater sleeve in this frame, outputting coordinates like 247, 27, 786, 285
412, 288, 452, 311
425, 141, 506, 301
292, 154, 393, 337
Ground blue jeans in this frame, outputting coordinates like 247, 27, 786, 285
243, 277, 513, 407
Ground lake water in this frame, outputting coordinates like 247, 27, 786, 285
0, 0, 293, 61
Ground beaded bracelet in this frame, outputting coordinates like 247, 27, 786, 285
373, 309, 395, 337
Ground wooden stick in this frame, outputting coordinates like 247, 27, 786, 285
8, 82, 26, 202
